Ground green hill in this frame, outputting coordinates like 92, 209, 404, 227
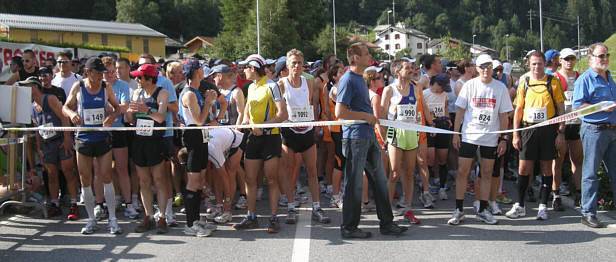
574, 33, 616, 73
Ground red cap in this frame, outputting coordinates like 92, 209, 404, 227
130, 64, 158, 77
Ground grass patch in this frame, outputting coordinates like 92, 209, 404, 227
574, 33, 616, 74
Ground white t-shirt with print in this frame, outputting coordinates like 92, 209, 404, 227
423, 88, 448, 119
455, 77, 513, 147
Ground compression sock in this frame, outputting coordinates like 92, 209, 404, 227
479, 200, 488, 213
517, 175, 530, 207
82, 186, 96, 220
540, 176, 553, 205
103, 183, 117, 220
184, 190, 198, 227
455, 199, 464, 212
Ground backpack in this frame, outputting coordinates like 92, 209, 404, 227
522, 74, 559, 116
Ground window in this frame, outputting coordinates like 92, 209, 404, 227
385, 44, 390, 50
143, 39, 149, 53
126, 37, 132, 50
395, 34, 400, 40
417, 43, 423, 49
102, 34, 108, 46
385, 34, 389, 40
30, 30, 38, 42
395, 44, 400, 50
82, 33, 88, 43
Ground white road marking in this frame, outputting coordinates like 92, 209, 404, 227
291, 207, 312, 262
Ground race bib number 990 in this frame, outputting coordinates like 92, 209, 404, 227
83, 108, 104, 125
396, 104, 419, 123
290, 105, 314, 122
525, 107, 547, 123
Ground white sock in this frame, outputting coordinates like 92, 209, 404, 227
82, 186, 95, 220
312, 202, 320, 210
103, 183, 117, 220
166, 198, 173, 216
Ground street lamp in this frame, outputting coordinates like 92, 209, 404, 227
256, 0, 260, 55
505, 34, 509, 61
333, 0, 336, 57
388, 10, 393, 61
472, 34, 476, 57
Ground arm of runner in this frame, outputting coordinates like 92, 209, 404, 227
379, 86, 392, 140
103, 86, 121, 127
148, 89, 169, 123
322, 85, 333, 121
126, 90, 138, 125
497, 112, 509, 157
5, 72, 19, 85
512, 105, 523, 151
452, 107, 465, 151
454, 81, 463, 97
62, 82, 82, 126
372, 94, 386, 146
233, 88, 246, 125
215, 94, 228, 123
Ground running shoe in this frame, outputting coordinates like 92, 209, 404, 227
329, 195, 343, 209
312, 208, 331, 224
67, 203, 79, 220
536, 204, 548, 220
439, 188, 448, 200
124, 204, 139, 219
505, 203, 526, 219
286, 208, 298, 224
496, 193, 513, 204
47, 204, 61, 218
473, 200, 480, 214
447, 209, 465, 225
166, 213, 178, 227
214, 211, 233, 224
488, 201, 503, 215
419, 192, 434, 208
233, 216, 258, 230
206, 205, 222, 220
172, 194, 183, 207
81, 219, 97, 234
404, 210, 420, 224
108, 218, 123, 234
235, 195, 247, 210
295, 193, 308, 204
278, 195, 289, 207
552, 196, 565, 211
94, 205, 108, 221
198, 216, 218, 231
135, 216, 155, 233
476, 209, 498, 224
132, 196, 143, 212
184, 222, 212, 237
560, 184, 571, 196
319, 180, 327, 193
268, 216, 280, 233
466, 184, 475, 196
429, 185, 439, 195
296, 183, 306, 194
157, 217, 168, 234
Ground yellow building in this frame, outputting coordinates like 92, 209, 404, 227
0, 13, 167, 58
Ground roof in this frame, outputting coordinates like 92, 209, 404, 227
165, 38, 184, 48
374, 25, 429, 39
0, 13, 166, 38
184, 36, 215, 47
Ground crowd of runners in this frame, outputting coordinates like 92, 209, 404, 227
0, 40, 614, 238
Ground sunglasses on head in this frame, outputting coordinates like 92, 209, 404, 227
478, 63, 492, 69
593, 53, 610, 59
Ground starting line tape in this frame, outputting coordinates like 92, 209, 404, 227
0, 101, 614, 136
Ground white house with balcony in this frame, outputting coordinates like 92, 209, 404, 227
373, 22, 429, 58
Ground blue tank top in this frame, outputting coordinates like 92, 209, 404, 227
494, 73, 509, 88
77, 81, 108, 142
135, 87, 166, 138
178, 86, 204, 126
32, 94, 62, 141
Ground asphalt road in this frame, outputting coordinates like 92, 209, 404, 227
1, 180, 615, 262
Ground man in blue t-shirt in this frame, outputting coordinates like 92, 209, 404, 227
335, 43, 406, 238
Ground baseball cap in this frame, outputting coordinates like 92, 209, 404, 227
239, 54, 266, 68
208, 64, 231, 78
203, 66, 211, 78
130, 64, 158, 78
525, 49, 537, 59
85, 57, 107, 72
432, 73, 451, 92
38, 65, 53, 75
492, 60, 503, 69
313, 60, 322, 68
545, 49, 560, 64
364, 66, 383, 74
183, 59, 201, 79
265, 59, 276, 66
275, 59, 287, 77
560, 48, 576, 59
475, 54, 493, 66
18, 76, 42, 87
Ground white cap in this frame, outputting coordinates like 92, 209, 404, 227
492, 60, 503, 69
560, 48, 576, 59
476, 54, 493, 66
364, 66, 383, 74
239, 54, 266, 68
265, 58, 276, 65
503, 62, 513, 75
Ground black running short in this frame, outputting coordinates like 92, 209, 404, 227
245, 134, 281, 161
111, 131, 129, 148
565, 124, 581, 140
131, 137, 167, 167
519, 124, 557, 161
182, 129, 208, 173
76, 138, 112, 158
458, 141, 497, 160
281, 128, 315, 153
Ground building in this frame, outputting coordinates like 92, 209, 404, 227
184, 36, 215, 54
428, 37, 496, 57
0, 13, 167, 58
373, 22, 429, 58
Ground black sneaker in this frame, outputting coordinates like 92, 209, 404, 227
380, 223, 408, 235
232, 216, 258, 230
552, 197, 565, 211
341, 228, 372, 239
268, 216, 280, 233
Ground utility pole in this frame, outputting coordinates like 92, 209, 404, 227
529, 9, 533, 32
388, 10, 392, 61
392, 0, 395, 25
256, 0, 260, 55
539, 0, 544, 52
506, 34, 510, 61
333, 0, 337, 57
577, 15, 581, 59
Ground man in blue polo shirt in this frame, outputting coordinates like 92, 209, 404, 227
572, 42, 616, 228
335, 43, 406, 238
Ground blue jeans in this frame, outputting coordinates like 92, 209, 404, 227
341, 138, 393, 231
580, 123, 616, 217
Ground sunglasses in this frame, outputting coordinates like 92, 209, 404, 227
57, 60, 70, 64
494, 68, 503, 72
24, 59, 31, 63
562, 56, 577, 62
478, 63, 492, 70
592, 53, 610, 59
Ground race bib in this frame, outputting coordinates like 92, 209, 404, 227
290, 105, 314, 122
39, 122, 57, 140
396, 104, 419, 123
564, 91, 574, 106
202, 129, 210, 143
429, 103, 446, 118
136, 118, 154, 136
525, 107, 547, 123
217, 109, 229, 124
472, 109, 494, 126
83, 108, 104, 125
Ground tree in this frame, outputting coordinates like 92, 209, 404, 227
394, 47, 413, 59
115, 0, 161, 29
312, 24, 350, 63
